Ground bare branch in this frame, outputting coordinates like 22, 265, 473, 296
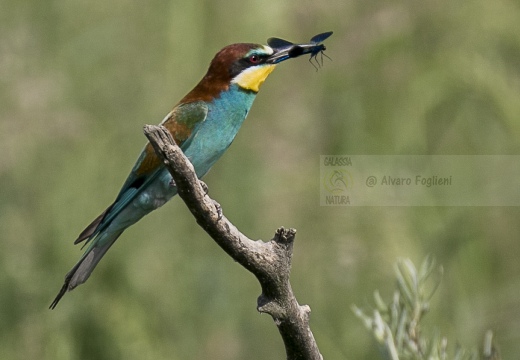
143, 124, 322, 360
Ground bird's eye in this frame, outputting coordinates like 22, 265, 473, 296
248, 54, 261, 64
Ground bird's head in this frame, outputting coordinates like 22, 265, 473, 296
181, 43, 299, 102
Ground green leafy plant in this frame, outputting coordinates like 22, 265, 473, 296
352, 257, 500, 360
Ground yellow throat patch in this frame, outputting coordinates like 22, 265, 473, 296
233, 65, 276, 92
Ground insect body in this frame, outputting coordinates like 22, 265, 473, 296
267, 31, 333, 70
308, 31, 333, 70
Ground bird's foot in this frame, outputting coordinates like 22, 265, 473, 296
212, 200, 223, 220
169, 178, 176, 187
199, 180, 209, 195
197, 180, 221, 219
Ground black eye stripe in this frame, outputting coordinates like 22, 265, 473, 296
246, 53, 267, 64
229, 53, 268, 77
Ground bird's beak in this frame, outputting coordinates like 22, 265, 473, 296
266, 45, 294, 64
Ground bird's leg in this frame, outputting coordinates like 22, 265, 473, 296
198, 180, 222, 219
199, 180, 209, 195
212, 199, 223, 220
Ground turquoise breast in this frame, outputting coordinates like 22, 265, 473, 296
184, 84, 257, 177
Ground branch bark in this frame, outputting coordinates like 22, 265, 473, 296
143, 125, 323, 360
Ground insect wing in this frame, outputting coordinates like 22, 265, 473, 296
310, 31, 333, 44
267, 37, 294, 49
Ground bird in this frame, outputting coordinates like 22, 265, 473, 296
50, 32, 333, 309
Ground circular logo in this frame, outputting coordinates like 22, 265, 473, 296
323, 169, 353, 194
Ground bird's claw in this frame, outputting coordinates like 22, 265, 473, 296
197, 180, 221, 219
199, 180, 209, 195
213, 200, 223, 220
169, 178, 176, 187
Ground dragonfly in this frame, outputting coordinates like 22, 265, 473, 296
267, 31, 333, 70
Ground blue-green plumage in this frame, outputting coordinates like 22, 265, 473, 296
51, 34, 332, 309
183, 85, 256, 176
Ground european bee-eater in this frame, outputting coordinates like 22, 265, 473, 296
50, 32, 332, 309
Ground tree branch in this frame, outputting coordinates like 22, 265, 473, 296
143, 125, 323, 360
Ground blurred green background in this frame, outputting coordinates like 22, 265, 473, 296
2, 0, 520, 359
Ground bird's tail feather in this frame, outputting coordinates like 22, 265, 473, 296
49, 230, 123, 309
